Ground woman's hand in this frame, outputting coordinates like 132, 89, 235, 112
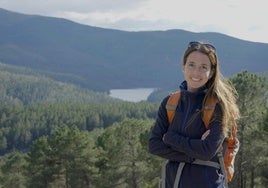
201, 130, 210, 140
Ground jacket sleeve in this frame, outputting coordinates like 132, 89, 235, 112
148, 96, 192, 163
162, 104, 225, 161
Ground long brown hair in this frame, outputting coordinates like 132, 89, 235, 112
183, 41, 240, 137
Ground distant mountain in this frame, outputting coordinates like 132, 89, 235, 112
0, 8, 268, 92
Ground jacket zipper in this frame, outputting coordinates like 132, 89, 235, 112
184, 109, 201, 133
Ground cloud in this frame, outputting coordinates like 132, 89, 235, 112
52, 1, 228, 32
0, 0, 145, 14
0, 0, 268, 42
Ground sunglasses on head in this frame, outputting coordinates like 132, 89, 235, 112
188, 41, 216, 52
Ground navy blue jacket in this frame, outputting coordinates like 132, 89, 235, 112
148, 81, 226, 188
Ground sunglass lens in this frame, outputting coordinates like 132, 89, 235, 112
188, 41, 216, 51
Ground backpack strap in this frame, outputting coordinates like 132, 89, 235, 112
166, 91, 218, 128
165, 91, 181, 124
159, 160, 169, 188
173, 162, 185, 188
202, 96, 218, 129
218, 152, 229, 187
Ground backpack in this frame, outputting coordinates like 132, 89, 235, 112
165, 91, 239, 184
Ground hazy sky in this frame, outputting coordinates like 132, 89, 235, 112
0, 0, 267, 43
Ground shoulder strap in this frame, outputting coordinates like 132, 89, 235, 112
166, 91, 218, 128
202, 96, 218, 129
165, 91, 181, 124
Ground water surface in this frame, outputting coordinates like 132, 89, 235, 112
109, 88, 155, 102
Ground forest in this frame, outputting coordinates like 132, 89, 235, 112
0, 71, 267, 188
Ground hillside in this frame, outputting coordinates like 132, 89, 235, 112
0, 8, 268, 92
0, 63, 118, 105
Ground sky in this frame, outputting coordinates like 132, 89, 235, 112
0, 0, 267, 43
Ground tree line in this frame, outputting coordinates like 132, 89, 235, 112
0, 71, 267, 187
0, 68, 118, 105
0, 101, 158, 155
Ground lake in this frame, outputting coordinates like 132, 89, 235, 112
109, 88, 155, 102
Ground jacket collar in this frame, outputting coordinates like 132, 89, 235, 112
179, 80, 208, 95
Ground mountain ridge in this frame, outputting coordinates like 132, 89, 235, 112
0, 62, 119, 105
0, 8, 267, 91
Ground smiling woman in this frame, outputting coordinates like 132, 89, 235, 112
109, 88, 155, 102
182, 51, 213, 92
148, 41, 240, 188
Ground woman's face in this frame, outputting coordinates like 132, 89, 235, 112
182, 51, 213, 92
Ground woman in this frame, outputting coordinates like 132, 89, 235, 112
148, 41, 240, 188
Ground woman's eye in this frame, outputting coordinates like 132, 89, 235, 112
202, 66, 208, 70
